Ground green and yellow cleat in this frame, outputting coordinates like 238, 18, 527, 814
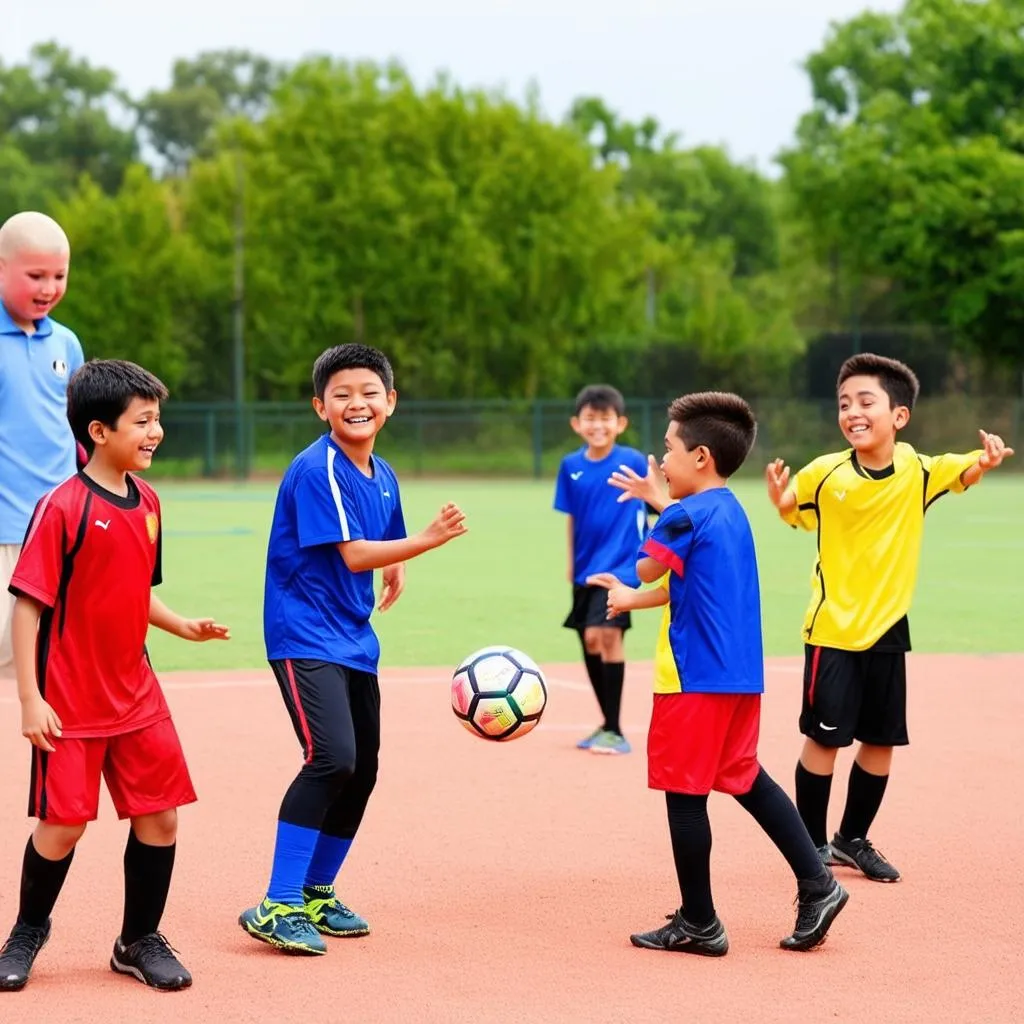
238, 899, 327, 955
303, 886, 370, 938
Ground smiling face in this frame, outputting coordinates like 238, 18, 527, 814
660, 422, 706, 499
837, 374, 909, 461
0, 247, 69, 328
314, 367, 396, 448
571, 403, 628, 457
89, 397, 164, 473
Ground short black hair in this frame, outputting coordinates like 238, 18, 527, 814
574, 384, 625, 417
67, 360, 169, 452
667, 391, 757, 479
838, 353, 920, 411
313, 344, 394, 399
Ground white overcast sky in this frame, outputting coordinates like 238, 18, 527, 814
3, 0, 902, 174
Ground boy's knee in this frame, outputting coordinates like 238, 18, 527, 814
581, 628, 603, 654
34, 821, 87, 859
131, 809, 178, 846
312, 741, 358, 784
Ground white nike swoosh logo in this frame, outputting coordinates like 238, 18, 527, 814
95, 520, 110, 530
819, 723, 838, 731
570, 472, 583, 480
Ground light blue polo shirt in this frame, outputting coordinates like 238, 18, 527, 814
0, 304, 84, 543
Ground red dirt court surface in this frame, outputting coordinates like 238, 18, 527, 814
1, 653, 1022, 1024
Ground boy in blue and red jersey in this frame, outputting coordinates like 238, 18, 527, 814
0, 359, 229, 992
554, 384, 651, 755
602, 391, 849, 955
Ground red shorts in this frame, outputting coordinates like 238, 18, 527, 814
29, 717, 197, 825
648, 692, 761, 795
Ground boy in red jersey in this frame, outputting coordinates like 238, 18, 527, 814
0, 359, 229, 993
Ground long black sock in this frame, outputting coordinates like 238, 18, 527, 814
795, 761, 833, 848
121, 831, 176, 945
18, 838, 74, 927
582, 652, 607, 722
665, 792, 715, 926
736, 768, 829, 884
839, 762, 889, 841
602, 662, 624, 735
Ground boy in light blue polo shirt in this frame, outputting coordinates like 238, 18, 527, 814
0, 212, 84, 677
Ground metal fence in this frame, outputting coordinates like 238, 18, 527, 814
152, 397, 1024, 480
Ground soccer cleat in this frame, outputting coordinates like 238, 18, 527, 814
239, 899, 327, 955
780, 875, 849, 951
590, 731, 632, 755
0, 919, 50, 991
303, 886, 370, 937
817, 843, 835, 867
576, 728, 604, 750
630, 910, 729, 957
831, 833, 901, 882
110, 932, 192, 990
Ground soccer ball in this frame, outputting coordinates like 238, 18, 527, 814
451, 646, 548, 742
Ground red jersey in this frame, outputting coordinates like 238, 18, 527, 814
10, 472, 169, 738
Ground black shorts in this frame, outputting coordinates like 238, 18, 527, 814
799, 644, 908, 748
562, 584, 631, 632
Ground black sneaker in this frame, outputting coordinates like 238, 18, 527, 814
817, 843, 834, 867
630, 910, 729, 957
0, 919, 51, 991
110, 933, 192, 991
831, 832, 901, 882
780, 875, 849, 951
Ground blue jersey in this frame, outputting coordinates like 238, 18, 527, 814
642, 489, 764, 695
554, 444, 650, 587
263, 434, 406, 673
0, 306, 84, 543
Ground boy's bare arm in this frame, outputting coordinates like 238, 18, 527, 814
339, 502, 467, 573
959, 430, 1014, 487
150, 594, 230, 642
637, 555, 666, 584
12, 596, 62, 752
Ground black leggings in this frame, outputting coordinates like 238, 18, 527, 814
666, 767, 826, 925
270, 659, 381, 839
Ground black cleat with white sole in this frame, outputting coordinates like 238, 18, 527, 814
630, 910, 729, 957
0, 919, 51, 991
780, 874, 849, 951
110, 933, 192, 990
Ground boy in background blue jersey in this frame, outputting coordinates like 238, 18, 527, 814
554, 384, 651, 755
239, 344, 468, 956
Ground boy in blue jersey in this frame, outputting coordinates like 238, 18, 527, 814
0, 212, 84, 680
602, 392, 848, 955
554, 384, 651, 755
239, 344, 467, 956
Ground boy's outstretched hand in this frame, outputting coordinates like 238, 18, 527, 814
765, 458, 793, 510
180, 618, 231, 642
608, 455, 667, 510
978, 430, 1014, 470
422, 503, 468, 548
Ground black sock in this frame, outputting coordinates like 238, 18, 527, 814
602, 662, 624, 735
18, 837, 74, 928
121, 831, 176, 946
839, 762, 889, 842
582, 652, 607, 722
665, 792, 715, 926
795, 761, 833, 848
736, 768, 829, 884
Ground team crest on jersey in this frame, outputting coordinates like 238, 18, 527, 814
52, 359, 68, 378
145, 513, 159, 544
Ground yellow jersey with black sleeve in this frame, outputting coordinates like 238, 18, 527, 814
652, 574, 682, 694
781, 442, 981, 651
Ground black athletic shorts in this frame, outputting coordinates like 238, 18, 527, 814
562, 584, 631, 632
799, 644, 908, 748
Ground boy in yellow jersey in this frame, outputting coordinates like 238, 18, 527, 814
766, 353, 1014, 882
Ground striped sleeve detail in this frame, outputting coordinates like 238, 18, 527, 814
325, 446, 351, 542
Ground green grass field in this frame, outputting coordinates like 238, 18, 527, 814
146, 475, 1024, 673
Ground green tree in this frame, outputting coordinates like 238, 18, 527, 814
0, 42, 137, 195
781, 0, 1024, 365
